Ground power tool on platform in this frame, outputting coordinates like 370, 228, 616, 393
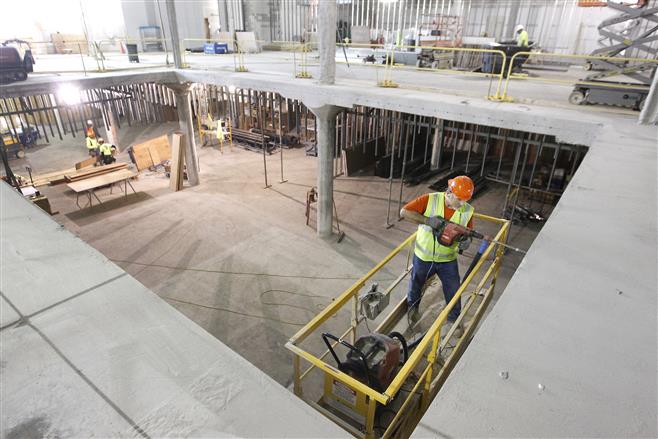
322, 331, 408, 392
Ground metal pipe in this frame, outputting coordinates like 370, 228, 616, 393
259, 91, 271, 188
385, 111, 399, 228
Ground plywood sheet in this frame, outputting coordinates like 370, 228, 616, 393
132, 135, 171, 171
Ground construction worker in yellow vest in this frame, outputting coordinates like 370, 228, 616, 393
86, 133, 99, 159
98, 138, 116, 165
400, 176, 476, 335
515, 24, 529, 48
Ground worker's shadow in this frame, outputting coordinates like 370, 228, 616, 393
64, 191, 154, 226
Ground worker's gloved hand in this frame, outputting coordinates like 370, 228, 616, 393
458, 236, 472, 252
424, 216, 444, 230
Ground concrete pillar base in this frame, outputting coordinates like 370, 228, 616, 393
309, 104, 342, 239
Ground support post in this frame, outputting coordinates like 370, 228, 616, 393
430, 118, 443, 170
104, 105, 119, 150
639, 70, 658, 125
167, 83, 200, 186
310, 104, 342, 238
318, 0, 337, 85
165, 0, 183, 68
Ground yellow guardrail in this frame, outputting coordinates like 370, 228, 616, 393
286, 212, 510, 439
95, 38, 170, 72
181, 37, 273, 72
13, 38, 172, 74
499, 51, 658, 102
336, 42, 509, 99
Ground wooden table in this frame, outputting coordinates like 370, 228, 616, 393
67, 169, 138, 209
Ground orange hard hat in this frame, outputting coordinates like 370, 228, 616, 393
448, 175, 474, 201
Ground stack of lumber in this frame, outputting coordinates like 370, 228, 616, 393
29, 163, 128, 187
232, 128, 276, 153
130, 135, 172, 171
29, 168, 76, 187
75, 156, 98, 170
169, 132, 185, 192
64, 163, 127, 183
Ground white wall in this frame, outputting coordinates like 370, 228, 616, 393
121, 0, 221, 51
1, 0, 124, 45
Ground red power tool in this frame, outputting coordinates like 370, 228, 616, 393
431, 216, 526, 254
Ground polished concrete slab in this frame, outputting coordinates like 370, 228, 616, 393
0, 184, 346, 438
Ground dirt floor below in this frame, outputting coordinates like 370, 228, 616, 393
6, 123, 550, 387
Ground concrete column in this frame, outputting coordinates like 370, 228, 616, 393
311, 105, 341, 238
430, 118, 442, 170
104, 107, 119, 150
506, 3, 521, 38
216, 0, 229, 32
639, 72, 658, 125
165, 0, 183, 68
318, 0, 337, 85
167, 83, 200, 186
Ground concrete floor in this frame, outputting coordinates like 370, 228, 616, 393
14, 122, 540, 387
23, 50, 641, 117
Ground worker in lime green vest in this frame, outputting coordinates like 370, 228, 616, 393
400, 176, 476, 334
98, 138, 116, 165
515, 24, 529, 48
86, 133, 99, 158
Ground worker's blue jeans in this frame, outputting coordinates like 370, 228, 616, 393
407, 255, 461, 322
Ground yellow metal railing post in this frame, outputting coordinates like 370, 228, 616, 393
293, 355, 302, 397
234, 40, 248, 72
378, 46, 399, 88
351, 293, 359, 344
295, 43, 312, 79
365, 397, 378, 439
421, 328, 441, 409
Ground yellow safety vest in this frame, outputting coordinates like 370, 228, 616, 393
517, 30, 529, 47
414, 192, 474, 263
99, 143, 113, 156
86, 137, 98, 150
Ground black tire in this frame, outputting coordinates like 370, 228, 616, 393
638, 98, 646, 112
584, 62, 592, 71
16, 71, 27, 81
431, 60, 440, 70
15, 149, 25, 159
569, 91, 586, 106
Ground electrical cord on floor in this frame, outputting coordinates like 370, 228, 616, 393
165, 296, 310, 326
259, 289, 328, 313
111, 258, 398, 282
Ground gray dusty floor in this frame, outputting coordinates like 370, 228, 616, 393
10, 122, 545, 386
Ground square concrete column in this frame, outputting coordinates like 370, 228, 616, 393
166, 83, 200, 186
639, 71, 658, 125
318, 0, 337, 85
165, 0, 183, 68
310, 105, 342, 238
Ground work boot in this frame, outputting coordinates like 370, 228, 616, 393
408, 307, 420, 324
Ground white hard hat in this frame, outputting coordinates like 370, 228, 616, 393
515, 25, 525, 33
87, 119, 93, 124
